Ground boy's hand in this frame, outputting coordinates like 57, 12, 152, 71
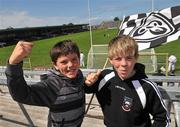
85, 70, 101, 86
9, 41, 33, 64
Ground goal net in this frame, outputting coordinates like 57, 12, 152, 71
139, 48, 157, 73
87, 44, 168, 74
87, 44, 109, 69
139, 49, 169, 74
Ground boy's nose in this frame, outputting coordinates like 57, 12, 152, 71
121, 58, 128, 66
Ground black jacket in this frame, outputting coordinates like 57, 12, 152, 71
85, 63, 170, 127
5, 62, 85, 127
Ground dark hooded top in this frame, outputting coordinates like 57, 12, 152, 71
85, 63, 170, 127
5, 62, 85, 127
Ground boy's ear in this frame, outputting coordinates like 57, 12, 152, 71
52, 62, 58, 70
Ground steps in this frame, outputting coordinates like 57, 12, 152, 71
0, 85, 177, 127
0, 85, 104, 127
0, 86, 48, 127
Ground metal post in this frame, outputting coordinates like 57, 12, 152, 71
85, 93, 95, 115
88, 0, 93, 48
18, 103, 35, 127
152, 0, 154, 12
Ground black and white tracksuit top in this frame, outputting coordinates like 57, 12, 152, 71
85, 63, 170, 127
5, 62, 85, 127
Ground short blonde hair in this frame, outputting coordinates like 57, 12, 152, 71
108, 35, 139, 59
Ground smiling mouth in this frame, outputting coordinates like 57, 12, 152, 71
67, 69, 77, 73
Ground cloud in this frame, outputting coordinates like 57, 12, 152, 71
0, 10, 89, 29
0, 11, 41, 29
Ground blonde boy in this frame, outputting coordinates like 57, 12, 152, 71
85, 35, 170, 127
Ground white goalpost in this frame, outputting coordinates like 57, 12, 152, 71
138, 48, 157, 73
87, 45, 168, 74
87, 44, 109, 69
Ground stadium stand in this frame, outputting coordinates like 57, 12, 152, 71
0, 24, 88, 47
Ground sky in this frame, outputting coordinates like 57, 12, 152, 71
0, 0, 179, 29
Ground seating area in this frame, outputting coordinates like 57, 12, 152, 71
0, 68, 180, 127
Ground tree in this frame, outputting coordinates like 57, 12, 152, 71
68, 23, 74, 26
114, 17, 120, 22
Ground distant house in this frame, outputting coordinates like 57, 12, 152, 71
98, 21, 120, 29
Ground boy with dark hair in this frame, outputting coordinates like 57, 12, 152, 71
5, 40, 85, 127
85, 35, 170, 127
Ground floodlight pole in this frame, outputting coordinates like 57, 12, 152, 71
86, 0, 95, 115
151, 0, 154, 11
88, 0, 93, 48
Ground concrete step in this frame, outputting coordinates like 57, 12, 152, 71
0, 85, 104, 127
0, 85, 177, 127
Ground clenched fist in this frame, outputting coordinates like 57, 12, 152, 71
9, 41, 33, 64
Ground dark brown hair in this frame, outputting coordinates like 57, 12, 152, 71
50, 40, 80, 63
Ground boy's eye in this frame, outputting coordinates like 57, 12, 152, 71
59, 58, 79, 65
126, 56, 134, 60
114, 57, 122, 61
72, 57, 79, 62
60, 60, 68, 64
113, 56, 134, 61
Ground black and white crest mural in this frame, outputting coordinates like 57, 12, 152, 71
119, 5, 180, 51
